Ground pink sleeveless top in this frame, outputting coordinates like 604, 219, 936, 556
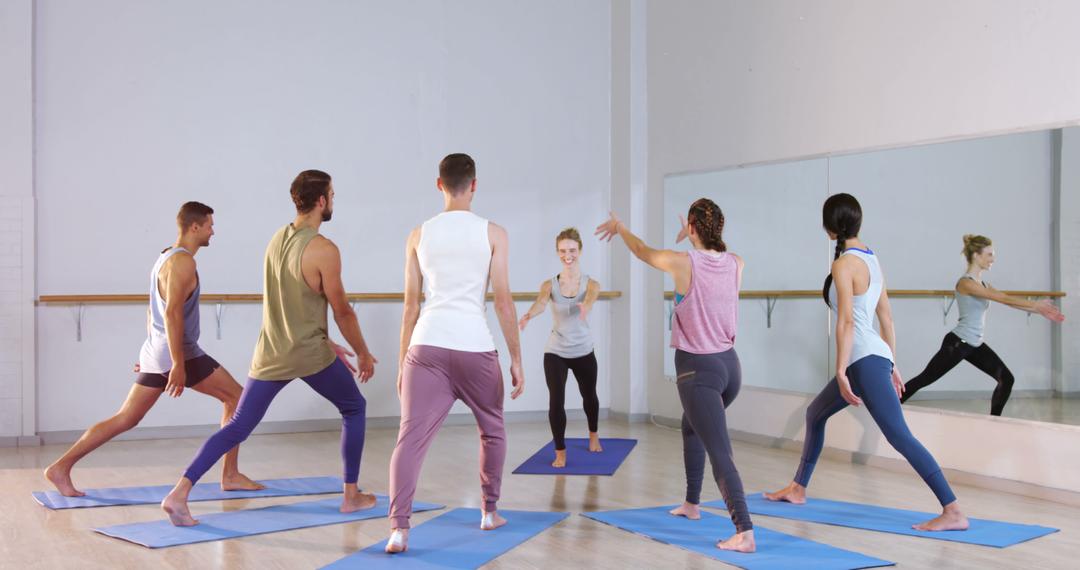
670, 250, 739, 354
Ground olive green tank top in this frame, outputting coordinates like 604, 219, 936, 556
249, 224, 336, 380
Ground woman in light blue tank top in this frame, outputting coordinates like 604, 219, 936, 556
766, 193, 969, 533
520, 228, 602, 468
902, 235, 1065, 415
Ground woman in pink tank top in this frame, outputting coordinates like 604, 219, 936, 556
597, 198, 754, 554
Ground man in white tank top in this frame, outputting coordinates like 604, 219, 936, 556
44, 202, 263, 498
385, 153, 525, 553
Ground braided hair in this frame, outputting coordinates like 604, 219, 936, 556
688, 198, 727, 252
821, 193, 863, 308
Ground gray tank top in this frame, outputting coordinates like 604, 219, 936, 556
138, 247, 205, 373
544, 273, 594, 358
828, 248, 894, 367
952, 275, 990, 346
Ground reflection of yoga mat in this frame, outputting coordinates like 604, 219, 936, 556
512, 438, 636, 475
94, 495, 444, 548
322, 508, 568, 569
583, 506, 894, 570
33, 476, 345, 510
703, 494, 1059, 547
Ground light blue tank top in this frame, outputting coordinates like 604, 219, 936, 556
138, 247, 205, 373
952, 275, 990, 346
828, 248, 894, 367
544, 273, 594, 358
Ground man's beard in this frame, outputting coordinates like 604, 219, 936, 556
322, 209, 333, 222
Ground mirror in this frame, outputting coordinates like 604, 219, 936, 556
664, 129, 1073, 426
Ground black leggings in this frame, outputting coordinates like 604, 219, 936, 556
676, 348, 751, 533
544, 352, 599, 450
901, 332, 1015, 416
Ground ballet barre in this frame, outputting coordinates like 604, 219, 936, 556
663, 290, 1066, 328
37, 291, 624, 341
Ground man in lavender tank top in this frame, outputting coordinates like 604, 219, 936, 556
44, 202, 263, 498
597, 198, 755, 554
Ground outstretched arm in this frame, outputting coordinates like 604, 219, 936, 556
958, 279, 1065, 322
578, 278, 601, 321
595, 211, 686, 273
490, 223, 524, 399
519, 281, 552, 330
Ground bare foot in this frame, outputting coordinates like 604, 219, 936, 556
552, 449, 567, 468
913, 504, 969, 532
716, 530, 755, 553
221, 473, 267, 491
763, 482, 806, 504
44, 464, 85, 497
340, 490, 378, 514
588, 433, 603, 453
161, 493, 199, 526
481, 510, 507, 530
669, 502, 701, 520
385, 528, 408, 553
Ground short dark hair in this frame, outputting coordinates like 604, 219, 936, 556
177, 201, 214, 231
291, 169, 332, 213
439, 153, 476, 195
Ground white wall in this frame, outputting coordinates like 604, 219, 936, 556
0, 0, 34, 440
647, 0, 1080, 420
34, 0, 613, 433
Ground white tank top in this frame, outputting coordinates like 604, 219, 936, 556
410, 211, 497, 352
828, 248, 894, 367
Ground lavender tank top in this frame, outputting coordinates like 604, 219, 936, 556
670, 249, 739, 354
138, 247, 205, 373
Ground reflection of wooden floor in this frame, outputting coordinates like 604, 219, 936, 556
5, 420, 1079, 568
908, 397, 1080, 426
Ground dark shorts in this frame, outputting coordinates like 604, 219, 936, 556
135, 354, 221, 389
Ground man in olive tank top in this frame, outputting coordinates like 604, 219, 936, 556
162, 170, 379, 526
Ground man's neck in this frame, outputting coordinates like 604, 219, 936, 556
443, 194, 472, 212
292, 211, 323, 232
174, 235, 201, 256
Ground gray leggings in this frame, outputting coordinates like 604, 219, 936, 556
676, 348, 752, 533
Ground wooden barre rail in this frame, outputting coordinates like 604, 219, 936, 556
663, 290, 1066, 300
38, 291, 624, 305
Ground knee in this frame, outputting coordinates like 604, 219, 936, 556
341, 394, 367, 419
1000, 369, 1015, 387
114, 411, 144, 432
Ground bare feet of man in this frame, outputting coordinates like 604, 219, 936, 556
716, 530, 755, 553
44, 463, 85, 497
221, 472, 267, 491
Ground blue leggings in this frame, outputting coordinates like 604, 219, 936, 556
182, 359, 366, 484
795, 355, 956, 506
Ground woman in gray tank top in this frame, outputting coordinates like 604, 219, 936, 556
520, 228, 602, 468
902, 234, 1065, 415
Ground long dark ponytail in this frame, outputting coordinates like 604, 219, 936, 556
821, 193, 863, 307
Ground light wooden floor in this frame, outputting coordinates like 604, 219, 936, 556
2, 419, 1077, 569
908, 397, 1080, 426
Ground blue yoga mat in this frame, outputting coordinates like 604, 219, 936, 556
512, 438, 636, 476
583, 506, 894, 570
33, 476, 346, 510
703, 494, 1059, 548
94, 495, 444, 548
322, 508, 569, 569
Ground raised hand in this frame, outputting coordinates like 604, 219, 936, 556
594, 211, 623, 242
676, 214, 690, 244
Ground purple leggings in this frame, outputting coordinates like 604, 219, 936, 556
182, 359, 366, 484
